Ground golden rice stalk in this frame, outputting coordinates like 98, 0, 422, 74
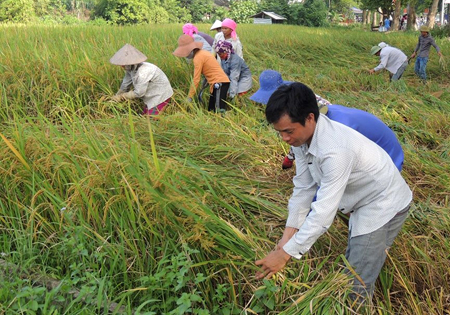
0, 132, 31, 171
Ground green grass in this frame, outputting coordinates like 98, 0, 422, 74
0, 23, 449, 314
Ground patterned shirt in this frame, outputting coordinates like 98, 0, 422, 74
283, 115, 412, 259
212, 32, 243, 59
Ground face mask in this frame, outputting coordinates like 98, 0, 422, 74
124, 65, 132, 71
186, 51, 195, 59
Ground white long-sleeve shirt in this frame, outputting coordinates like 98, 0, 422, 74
283, 115, 412, 259
374, 46, 407, 74
119, 62, 173, 110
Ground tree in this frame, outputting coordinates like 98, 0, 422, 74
160, 0, 191, 23
391, 0, 401, 31
360, 0, 393, 19
210, 5, 227, 22
0, 0, 35, 22
329, 0, 358, 17
94, 0, 150, 25
229, 0, 258, 23
427, 0, 439, 28
297, 0, 329, 27
147, 4, 169, 23
177, 0, 213, 22
407, 0, 418, 30
260, 0, 290, 19
34, 0, 51, 16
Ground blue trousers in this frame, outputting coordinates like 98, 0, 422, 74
345, 204, 410, 301
414, 57, 428, 80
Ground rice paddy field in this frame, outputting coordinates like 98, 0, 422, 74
0, 23, 449, 314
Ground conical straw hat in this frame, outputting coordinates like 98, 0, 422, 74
110, 44, 147, 66
210, 20, 222, 30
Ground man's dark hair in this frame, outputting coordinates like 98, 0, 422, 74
265, 82, 319, 126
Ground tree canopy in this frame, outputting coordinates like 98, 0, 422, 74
0, 0, 446, 31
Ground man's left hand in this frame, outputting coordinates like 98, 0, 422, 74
368, 69, 375, 74
255, 249, 291, 280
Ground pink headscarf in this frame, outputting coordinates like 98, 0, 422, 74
182, 23, 198, 38
221, 18, 237, 40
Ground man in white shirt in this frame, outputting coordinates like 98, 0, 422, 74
369, 45, 408, 81
255, 82, 412, 302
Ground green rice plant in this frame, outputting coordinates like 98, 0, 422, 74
1, 23, 450, 314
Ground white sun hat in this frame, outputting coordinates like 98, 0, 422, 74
210, 20, 222, 31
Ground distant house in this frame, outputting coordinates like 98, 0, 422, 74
250, 11, 287, 24
351, 7, 363, 22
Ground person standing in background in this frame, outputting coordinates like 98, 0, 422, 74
409, 25, 443, 82
384, 17, 391, 30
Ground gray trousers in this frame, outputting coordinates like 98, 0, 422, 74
391, 61, 408, 81
345, 204, 410, 301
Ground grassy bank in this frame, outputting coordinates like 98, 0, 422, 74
0, 24, 449, 314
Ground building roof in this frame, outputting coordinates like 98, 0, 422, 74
250, 11, 287, 20
351, 7, 363, 14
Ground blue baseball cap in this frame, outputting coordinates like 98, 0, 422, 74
249, 70, 292, 105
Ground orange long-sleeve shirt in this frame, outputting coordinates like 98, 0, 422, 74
188, 49, 230, 98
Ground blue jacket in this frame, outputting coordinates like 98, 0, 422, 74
220, 53, 252, 98
327, 105, 404, 171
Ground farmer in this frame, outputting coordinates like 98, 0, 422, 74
182, 23, 213, 53
282, 104, 405, 171
255, 82, 412, 303
210, 19, 222, 33
250, 70, 404, 171
369, 45, 408, 81
384, 17, 391, 31
110, 44, 173, 116
210, 20, 222, 52
378, 41, 389, 49
215, 40, 252, 99
409, 25, 443, 82
213, 18, 243, 59
173, 35, 230, 112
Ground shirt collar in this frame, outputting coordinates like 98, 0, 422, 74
306, 114, 327, 156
